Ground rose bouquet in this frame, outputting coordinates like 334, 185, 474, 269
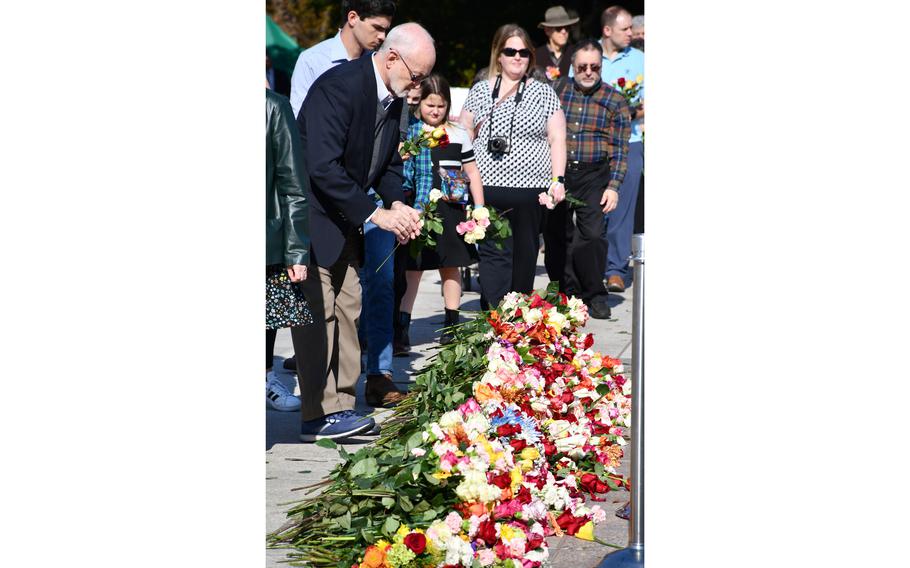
612, 75, 643, 107
455, 205, 511, 247
400, 124, 450, 158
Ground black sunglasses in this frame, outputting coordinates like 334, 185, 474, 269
501, 47, 532, 58
576, 63, 602, 73
391, 49, 424, 84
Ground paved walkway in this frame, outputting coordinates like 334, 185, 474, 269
266, 253, 636, 567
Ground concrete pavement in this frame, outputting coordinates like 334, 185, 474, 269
266, 253, 636, 567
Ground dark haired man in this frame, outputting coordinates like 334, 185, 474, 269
289, 1, 397, 116
545, 40, 630, 319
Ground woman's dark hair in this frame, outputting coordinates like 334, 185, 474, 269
339, 0, 397, 27
418, 73, 451, 117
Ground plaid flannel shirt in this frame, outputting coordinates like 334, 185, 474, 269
402, 120, 434, 211
557, 79, 631, 193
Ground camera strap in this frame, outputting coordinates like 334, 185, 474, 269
483, 75, 527, 144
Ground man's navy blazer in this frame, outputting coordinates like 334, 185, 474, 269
296, 53, 406, 269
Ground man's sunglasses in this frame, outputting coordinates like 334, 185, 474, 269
576, 63, 602, 73
501, 47, 532, 58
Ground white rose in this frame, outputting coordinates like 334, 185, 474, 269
471, 206, 490, 221
523, 308, 543, 325
470, 227, 486, 241
428, 188, 443, 202
547, 311, 568, 333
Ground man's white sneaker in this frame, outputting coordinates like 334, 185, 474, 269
266, 373, 301, 411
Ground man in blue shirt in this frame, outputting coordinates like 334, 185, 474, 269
598, 5, 644, 293
285, 1, 408, 412
289, 1, 394, 116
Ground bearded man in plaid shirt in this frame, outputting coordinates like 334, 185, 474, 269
543, 39, 630, 320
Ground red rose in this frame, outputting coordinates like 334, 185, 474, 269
555, 511, 588, 535
403, 532, 427, 555
489, 471, 512, 489
617, 77, 626, 87
583, 334, 594, 349
509, 438, 528, 452
527, 532, 544, 550
477, 519, 498, 545
496, 423, 521, 437
542, 439, 557, 456
515, 485, 533, 504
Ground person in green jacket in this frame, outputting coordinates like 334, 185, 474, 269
265, 89, 313, 411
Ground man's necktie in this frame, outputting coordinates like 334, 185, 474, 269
381, 94, 395, 111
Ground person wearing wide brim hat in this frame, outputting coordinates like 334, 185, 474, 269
534, 6, 580, 82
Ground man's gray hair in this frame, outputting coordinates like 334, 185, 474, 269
631, 15, 644, 29
378, 22, 435, 58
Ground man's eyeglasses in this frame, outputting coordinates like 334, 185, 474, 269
391, 49, 424, 84
501, 47, 532, 58
575, 63, 602, 73
548, 26, 569, 32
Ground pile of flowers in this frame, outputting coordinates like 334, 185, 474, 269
270, 285, 631, 568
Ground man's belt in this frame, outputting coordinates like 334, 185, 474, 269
567, 159, 606, 171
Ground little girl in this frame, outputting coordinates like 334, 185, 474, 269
399, 73, 485, 346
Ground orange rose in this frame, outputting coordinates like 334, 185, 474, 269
474, 383, 503, 404
361, 545, 386, 568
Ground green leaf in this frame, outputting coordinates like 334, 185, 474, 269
315, 439, 337, 449
421, 509, 439, 522
381, 497, 395, 509
337, 511, 351, 530
383, 516, 400, 535
423, 472, 440, 485
399, 495, 414, 512
595, 462, 606, 478
349, 457, 378, 477
411, 463, 421, 480
405, 431, 424, 452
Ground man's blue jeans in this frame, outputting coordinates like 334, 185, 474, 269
604, 141, 644, 283
360, 221, 395, 375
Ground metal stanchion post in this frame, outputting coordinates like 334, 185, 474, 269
597, 233, 644, 567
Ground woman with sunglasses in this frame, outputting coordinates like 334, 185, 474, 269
459, 23, 567, 310
534, 5, 579, 82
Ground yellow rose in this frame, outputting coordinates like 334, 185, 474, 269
427, 138, 439, 149
636, 74, 643, 83
520, 447, 540, 461
575, 520, 595, 541
432, 127, 446, 140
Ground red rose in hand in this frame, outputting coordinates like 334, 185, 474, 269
617, 77, 626, 88
403, 532, 427, 555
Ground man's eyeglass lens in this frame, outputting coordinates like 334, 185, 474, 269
576, 64, 602, 73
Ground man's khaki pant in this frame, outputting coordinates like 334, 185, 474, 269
297, 238, 362, 422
